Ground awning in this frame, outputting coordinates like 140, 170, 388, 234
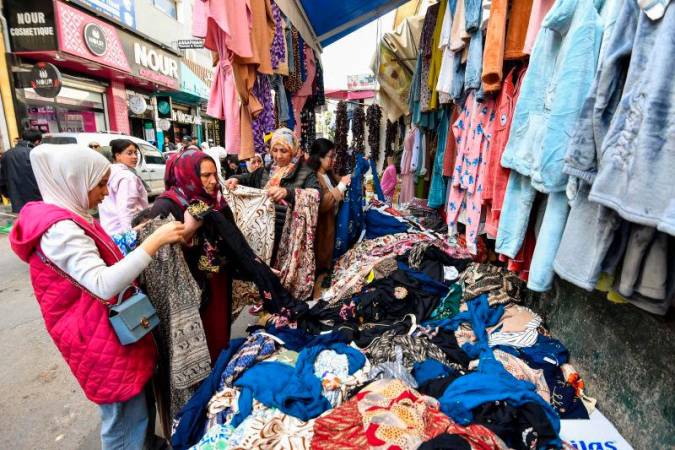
325, 89, 377, 101
296, 0, 410, 48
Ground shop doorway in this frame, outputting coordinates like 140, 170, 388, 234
130, 117, 157, 144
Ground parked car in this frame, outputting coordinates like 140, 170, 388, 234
42, 132, 166, 197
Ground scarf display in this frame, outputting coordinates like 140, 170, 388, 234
223, 185, 277, 314
252, 75, 276, 154
350, 105, 365, 154
275, 188, 320, 301
139, 217, 212, 431
333, 101, 350, 176
300, 97, 317, 153
366, 104, 383, 161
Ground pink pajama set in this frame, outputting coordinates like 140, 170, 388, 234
446, 91, 496, 254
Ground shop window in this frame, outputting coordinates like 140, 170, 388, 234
154, 0, 178, 19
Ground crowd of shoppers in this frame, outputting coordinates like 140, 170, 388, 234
4, 125, 398, 449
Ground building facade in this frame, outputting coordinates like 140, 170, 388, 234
3, 0, 219, 150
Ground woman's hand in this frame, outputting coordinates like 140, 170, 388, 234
182, 211, 202, 242
140, 221, 186, 257
340, 175, 352, 186
224, 178, 239, 191
267, 186, 288, 203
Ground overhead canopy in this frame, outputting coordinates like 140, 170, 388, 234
299, 0, 410, 47
325, 89, 377, 101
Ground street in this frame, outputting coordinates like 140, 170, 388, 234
0, 235, 100, 449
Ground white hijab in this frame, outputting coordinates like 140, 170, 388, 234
30, 144, 111, 219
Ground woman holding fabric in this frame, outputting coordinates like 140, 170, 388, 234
307, 138, 351, 275
99, 139, 149, 237
150, 149, 301, 357
9, 144, 185, 450
149, 150, 234, 362
224, 127, 321, 258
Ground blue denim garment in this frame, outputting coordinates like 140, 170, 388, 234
553, 0, 632, 290
463, 30, 484, 91
99, 390, 148, 450
526, 191, 569, 292
451, 51, 465, 102
501, 0, 605, 193
464, 0, 483, 32
270, 75, 290, 124
496, 174, 570, 291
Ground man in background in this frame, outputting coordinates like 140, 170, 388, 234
0, 129, 43, 213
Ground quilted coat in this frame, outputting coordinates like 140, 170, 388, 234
10, 202, 156, 404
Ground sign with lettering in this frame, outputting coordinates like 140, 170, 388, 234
29, 62, 62, 98
172, 109, 202, 125
347, 73, 377, 91
5, 0, 57, 52
83, 23, 107, 56
120, 38, 181, 89
70, 0, 136, 30
176, 39, 205, 49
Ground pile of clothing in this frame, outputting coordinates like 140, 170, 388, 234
171, 203, 597, 450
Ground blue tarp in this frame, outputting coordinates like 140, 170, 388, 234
300, 0, 409, 47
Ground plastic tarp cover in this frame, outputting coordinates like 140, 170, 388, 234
300, 0, 410, 46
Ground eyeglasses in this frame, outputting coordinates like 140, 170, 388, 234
89, 144, 100, 149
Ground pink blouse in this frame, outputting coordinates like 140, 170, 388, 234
99, 164, 149, 236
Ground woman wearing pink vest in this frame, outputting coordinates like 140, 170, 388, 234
9, 144, 185, 449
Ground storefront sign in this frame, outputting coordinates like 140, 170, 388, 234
29, 62, 62, 98
176, 39, 205, 49
172, 109, 202, 125
70, 0, 136, 30
347, 73, 377, 91
54, 2, 132, 73
83, 23, 107, 56
5, 0, 57, 52
49, 1, 181, 90
132, 42, 179, 88
158, 118, 172, 131
128, 94, 147, 114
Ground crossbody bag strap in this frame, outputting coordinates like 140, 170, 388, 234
35, 247, 133, 308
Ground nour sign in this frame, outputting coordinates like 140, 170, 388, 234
5, 0, 58, 52
133, 42, 179, 89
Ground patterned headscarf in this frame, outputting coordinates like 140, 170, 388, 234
270, 127, 299, 155
267, 128, 300, 188
159, 150, 226, 211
